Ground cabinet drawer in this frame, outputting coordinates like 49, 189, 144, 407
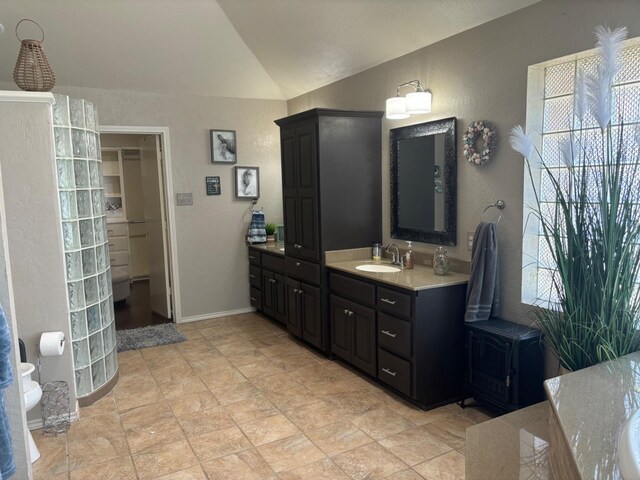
329, 272, 375, 306
377, 287, 412, 319
378, 313, 412, 359
107, 236, 128, 252
378, 349, 411, 396
250, 286, 262, 310
106, 222, 128, 237
249, 265, 262, 288
110, 251, 130, 267
262, 252, 285, 273
285, 256, 320, 285
248, 250, 261, 266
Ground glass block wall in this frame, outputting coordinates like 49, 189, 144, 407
52, 95, 118, 397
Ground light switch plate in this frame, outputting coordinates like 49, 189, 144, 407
467, 231, 474, 251
176, 193, 193, 206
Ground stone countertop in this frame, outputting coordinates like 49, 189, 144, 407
325, 259, 469, 291
248, 243, 285, 256
544, 351, 640, 479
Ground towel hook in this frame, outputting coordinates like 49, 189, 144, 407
481, 199, 505, 224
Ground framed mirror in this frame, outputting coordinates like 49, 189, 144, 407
390, 117, 456, 245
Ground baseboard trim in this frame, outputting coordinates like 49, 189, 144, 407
28, 404, 79, 431
178, 307, 256, 324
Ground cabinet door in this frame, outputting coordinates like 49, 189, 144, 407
351, 301, 377, 376
274, 273, 288, 324
286, 279, 302, 338
329, 295, 351, 362
281, 128, 298, 252
300, 282, 322, 349
283, 195, 298, 253
262, 270, 275, 317
295, 125, 320, 261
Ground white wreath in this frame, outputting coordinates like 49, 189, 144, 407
463, 120, 497, 166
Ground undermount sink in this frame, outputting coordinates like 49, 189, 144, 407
619, 409, 640, 479
355, 264, 401, 273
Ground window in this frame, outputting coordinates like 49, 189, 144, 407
522, 40, 640, 306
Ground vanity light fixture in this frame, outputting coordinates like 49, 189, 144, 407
385, 80, 432, 119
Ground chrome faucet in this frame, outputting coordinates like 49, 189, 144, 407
385, 243, 402, 266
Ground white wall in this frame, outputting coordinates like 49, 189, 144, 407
287, 0, 640, 324
0, 95, 77, 424
0, 86, 287, 321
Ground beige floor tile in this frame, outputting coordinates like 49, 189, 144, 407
224, 394, 279, 424
257, 433, 326, 473
269, 352, 319, 371
188, 425, 252, 463
140, 345, 180, 361
236, 327, 277, 340
132, 438, 199, 480
158, 376, 209, 400
113, 375, 164, 413
236, 359, 287, 378
459, 405, 496, 424
178, 405, 235, 437
216, 339, 259, 356
118, 350, 144, 363
175, 328, 205, 341
79, 395, 118, 419
287, 364, 340, 386
350, 407, 415, 440
385, 469, 425, 480
285, 401, 344, 432
226, 349, 268, 367
199, 366, 247, 389
305, 421, 373, 456
151, 464, 207, 479
263, 385, 318, 412
332, 443, 407, 480
67, 413, 124, 443
200, 332, 243, 346
278, 458, 351, 480
68, 455, 136, 479
249, 334, 290, 349
68, 432, 129, 470
175, 339, 213, 354
120, 400, 173, 430
306, 377, 364, 395
420, 414, 474, 450
201, 449, 277, 480
378, 427, 453, 466
118, 357, 150, 377
208, 379, 261, 405
251, 372, 301, 394
413, 451, 465, 480
125, 416, 185, 454
149, 361, 195, 385
144, 351, 186, 371
259, 343, 306, 358
32, 431, 68, 477
321, 390, 382, 418
187, 355, 232, 372
239, 413, 301, 447
166, 390, 219, 419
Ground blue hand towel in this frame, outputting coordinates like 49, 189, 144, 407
0, 305, 15, 479
246, 210, 266, 244
465, 222, 500, 322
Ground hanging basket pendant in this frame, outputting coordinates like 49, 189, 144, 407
13, 19, 55, 92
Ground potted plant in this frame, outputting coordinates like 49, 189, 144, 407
265, 223, 277, 244
510, 26, 640, 372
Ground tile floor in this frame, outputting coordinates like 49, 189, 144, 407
32, 313, 493, 480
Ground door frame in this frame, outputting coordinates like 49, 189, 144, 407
100, 125, 182, 322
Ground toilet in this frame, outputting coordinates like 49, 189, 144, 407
20, 362, 42, 463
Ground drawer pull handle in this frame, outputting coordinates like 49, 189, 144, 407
348, 311, 353, 317
381, 330, 397, 338
109, 243, 114, 247
249, 255, 256, 260
382, 368, 397, 377
250, 297, 257, 301
298, 290, 303, 296
293, 288, 299, 293
107, 229, 114, 234
249, 274, 256, 278
381, 298, 397, 305
344, 309, 349, 314
270, 279, 276, 284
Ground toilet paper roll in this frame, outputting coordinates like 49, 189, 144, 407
39, 332, 66, 356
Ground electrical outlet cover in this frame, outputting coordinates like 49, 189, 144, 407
176, 193, 193, 206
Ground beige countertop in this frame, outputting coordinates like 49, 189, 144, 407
544, 351, 640, 479
325, 259, 469, 291
248, 243, 285, 256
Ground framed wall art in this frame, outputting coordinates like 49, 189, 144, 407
205, 176, 221, 195
210, 129, 236, 164
235, 166, 259, 199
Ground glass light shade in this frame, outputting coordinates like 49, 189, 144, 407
386, 96, 409, 119
405, 90, 432, 114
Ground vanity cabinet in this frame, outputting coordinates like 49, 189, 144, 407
329, 270, 467, 409
286, 280, 322, 349
247, 246, 287, 325
276, 108, 383, 351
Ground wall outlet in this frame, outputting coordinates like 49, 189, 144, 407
467, 231, 474, 251
176, 193, 193, 206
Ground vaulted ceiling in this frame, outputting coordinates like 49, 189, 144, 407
0, 0, 540, 100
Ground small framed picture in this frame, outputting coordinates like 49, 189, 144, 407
210, 129, 236, 164
235, 166, 260, 199
205, 176, 221, 195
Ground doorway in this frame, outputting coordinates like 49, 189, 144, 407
100, 128, 179, 329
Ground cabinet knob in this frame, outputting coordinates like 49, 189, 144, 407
271, 279, 276, 283
296, 262, 301, 267
293, 288, 299, 293
380, 298, 397, 305
348, 311, 354, 317
249, 255, 256, 260
381, 330, 397, 338
344, 309, 348, 315
298, 290, 303, 296
382, 368, 397, 377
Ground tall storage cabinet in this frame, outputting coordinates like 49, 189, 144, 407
275, 109, 383, 352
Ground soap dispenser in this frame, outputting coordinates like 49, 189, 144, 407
404, 241, 414, 269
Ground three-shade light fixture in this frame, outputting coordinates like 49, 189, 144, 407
385, 80, 432, 119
